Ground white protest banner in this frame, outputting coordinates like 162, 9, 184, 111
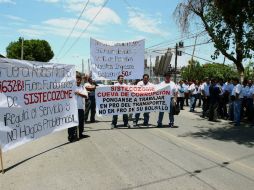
0, 58, 78, 152
90, 38, 145, 80
95, 84, 172, 115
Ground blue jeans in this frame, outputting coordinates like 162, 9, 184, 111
233, 99, 242, 126
157, 99, 174, 126
190, 95, 197, 111
135, 112, 149, 124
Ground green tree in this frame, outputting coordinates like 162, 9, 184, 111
174, 0, 254, 78
202, 63, 238, 80
181, 59, 238, 80
244, 61, 254, 79
6, 37, 54, 62
181, 59, 205, 80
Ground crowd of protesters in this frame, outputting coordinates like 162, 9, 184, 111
69, 72, 254, 142
176, 78, 254, 127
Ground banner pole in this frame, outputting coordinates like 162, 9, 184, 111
0, 146, 4, 174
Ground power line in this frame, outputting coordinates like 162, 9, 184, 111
150, 40, 213, 54
145, 30, 206, 50
56, 0, 90, 58
59, 0, 110, 59
182, 51, 219, 64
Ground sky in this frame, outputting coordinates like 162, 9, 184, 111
0, 0, 232, 72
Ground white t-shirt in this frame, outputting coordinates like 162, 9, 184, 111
242, 86, 249, 98
188, 83, 198, 95
232, 84, 243, 99
182, 83, 189, 93
114, 82, 126, 86
201, 82, 210, 96
84, 82, 96, 96
75, 85, 88, 110
158, 81, 177, 96
137, 81, 153, 87
177, 84, 185, 97
224, 82, 234, 94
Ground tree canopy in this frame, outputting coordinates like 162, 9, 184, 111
181, 59, 238, 81
6, 37, 54, 62
174, 0, 254, 77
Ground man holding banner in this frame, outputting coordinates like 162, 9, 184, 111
68, 74, 88, 142
111, 75, 130, 129
134, 74, 153, 126
157, 72, 178, 128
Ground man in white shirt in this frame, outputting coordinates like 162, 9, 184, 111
68, 73, 88, 142
84, 76, 97, 123
188, 80, 198, 112
201, 77, 210, 118
134, 74, 153, 126
176, 80, 185, 110
111, 75, 130, 129
157, 72, 178, 128
183, 80, 189, 106
232, 78, 243, 126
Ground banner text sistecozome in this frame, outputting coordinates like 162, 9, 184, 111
0, 58, 78, 152
96, 84, 172, 115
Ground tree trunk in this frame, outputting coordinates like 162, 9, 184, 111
235, 61, 245, 82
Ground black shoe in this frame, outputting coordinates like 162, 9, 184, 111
124, 123, 130, 128
79, 134, 90, 139
68, 136, 78, 142
157, 124, 162, 128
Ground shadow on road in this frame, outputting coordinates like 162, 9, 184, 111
2, 142, 70, 173
181, 125, 254, 147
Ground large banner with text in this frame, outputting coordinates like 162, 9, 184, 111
90, 38, 145, 80
95, 85, 172, 115
0, 58, 78, 152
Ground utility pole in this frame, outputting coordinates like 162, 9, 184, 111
223, 56, 226, 65
21, 37, 24, 60
150, 55, 152, 77
191, 35, 198, 62
82, 59, 84, 73
174, 41, 184, 83
88, 59, 90, 75
174, 43, 178, 83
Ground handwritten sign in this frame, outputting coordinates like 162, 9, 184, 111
95, 85, 172, 115
90, 38, 145, 80
0, 58, 78, 152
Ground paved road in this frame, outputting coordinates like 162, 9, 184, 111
1, 107, 254, 190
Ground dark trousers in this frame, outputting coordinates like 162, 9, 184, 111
68, 109, 84, 139
202, 96, 210, 117
112, 114, 128, 126
84, 96, 96, 122
135, 112, 150, 124
197, 93, 202, 107
209, 101, 218, 121
184, 93, 189, 106
177, 97, 184, 110
218, 95, 229, 119
246, 98, 253, 121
